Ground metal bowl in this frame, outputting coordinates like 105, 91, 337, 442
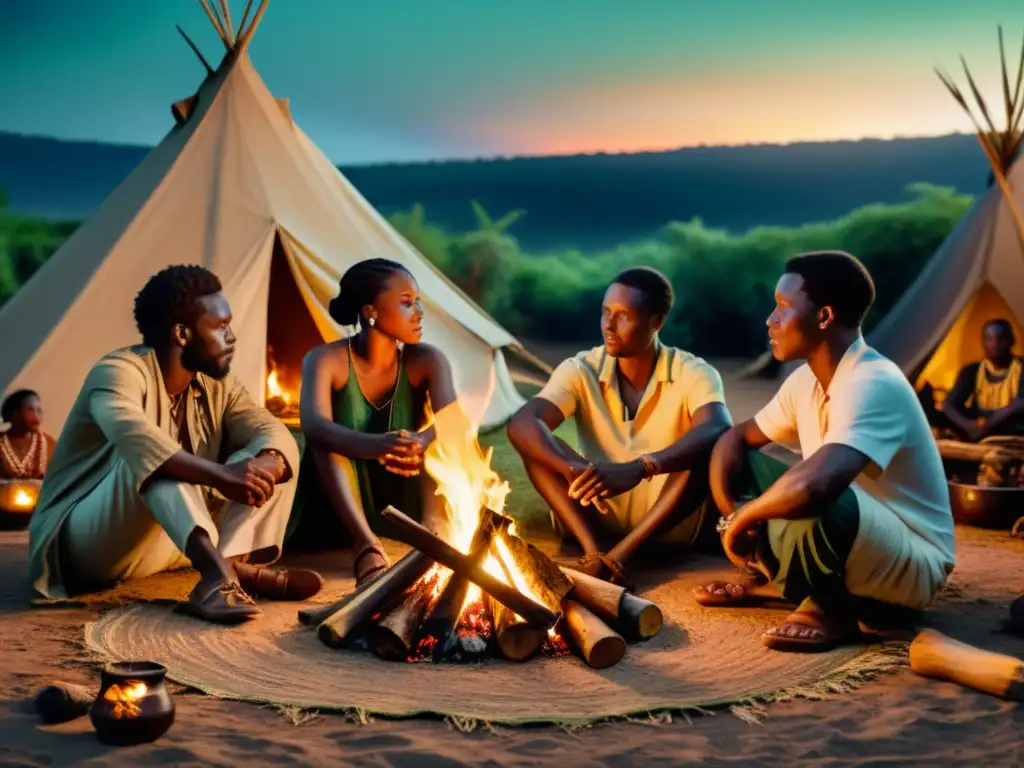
948, 481, 1024, 529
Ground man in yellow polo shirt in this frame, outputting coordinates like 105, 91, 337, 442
507, 267, 733, 583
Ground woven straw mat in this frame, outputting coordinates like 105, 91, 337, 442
84, 546, 888, 725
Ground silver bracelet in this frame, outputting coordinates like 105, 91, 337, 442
715, 514, 733, 534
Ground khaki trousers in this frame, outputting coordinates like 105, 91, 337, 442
61, 458, 296, 587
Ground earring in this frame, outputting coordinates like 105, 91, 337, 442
368, 317, 376, 327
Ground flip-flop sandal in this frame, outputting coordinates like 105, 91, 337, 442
240, 566, 324, 601
353, 542, 390, 586
760, 608, 854, 653
178, 580, 262, 624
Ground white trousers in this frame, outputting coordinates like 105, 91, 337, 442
61, 458, 296, 586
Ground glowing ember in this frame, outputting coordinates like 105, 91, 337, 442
103, 682, 148, 719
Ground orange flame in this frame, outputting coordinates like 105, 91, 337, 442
103, 681, 148, 719
266, 368, 291, 406
423, 403, 560, 640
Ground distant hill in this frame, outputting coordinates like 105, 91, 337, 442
0, 131, 989, 250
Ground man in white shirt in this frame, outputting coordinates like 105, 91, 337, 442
699, 251, 955, 652
508, 267, 732, 584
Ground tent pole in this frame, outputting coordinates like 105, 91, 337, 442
218, 0, 235, 45
198, 0, 231, 49
176, 26, 215, 75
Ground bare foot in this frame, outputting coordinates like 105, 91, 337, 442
693, 579, 783, 607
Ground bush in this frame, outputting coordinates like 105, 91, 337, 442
0, 183, 973, 359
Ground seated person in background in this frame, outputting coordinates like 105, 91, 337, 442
507, 267, 732, 584
698, 252, 955, 652
293, 258, 456, 585
1, 390, 56, 480
940, 319, 1024, 442
28, 266, 319, 623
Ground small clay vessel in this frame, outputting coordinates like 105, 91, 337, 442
89, 661, 175, 746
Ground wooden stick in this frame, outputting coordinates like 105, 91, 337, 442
936, 439, 1024, 464
176, 26, 215, 75
316, 551, 433, 648
561, 567, 663, 641
490, 595, 545, 662
370, 571, 446, 661
237, 0, 270, 51
909, 629, 1024, 701
236, 0, 256, 39
561, 599, 626, 669
298, 548, 424, 626
197, 0, 231, 48
380, 505, 559, 629
218, 0, 235, 44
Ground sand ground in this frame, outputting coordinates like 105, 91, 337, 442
1, 367, 1023, 767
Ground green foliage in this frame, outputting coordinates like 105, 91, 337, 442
0, 183, 974, 359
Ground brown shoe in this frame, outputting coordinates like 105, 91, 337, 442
237, 566, 324, 601
182, 580, 262, 624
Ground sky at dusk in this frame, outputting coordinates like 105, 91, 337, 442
1, 1, 1023, 164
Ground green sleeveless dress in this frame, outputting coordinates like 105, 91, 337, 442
286, 347, 424, 549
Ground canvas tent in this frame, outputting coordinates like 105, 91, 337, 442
0, 1, 543, 435
867, 164, 1024, 393
868, 32, 1024, 393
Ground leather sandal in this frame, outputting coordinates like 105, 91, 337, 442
180, 580, 262, 624
353, 542, 390, 586
237, 566, 324, 602
575, 553, 633, 590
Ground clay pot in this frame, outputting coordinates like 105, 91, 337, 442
89, 662, 175, 746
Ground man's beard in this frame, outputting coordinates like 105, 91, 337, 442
181, 337, 231, 380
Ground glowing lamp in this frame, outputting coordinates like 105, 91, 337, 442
89, 662, 175, 746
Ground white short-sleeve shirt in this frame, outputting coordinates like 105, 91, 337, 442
754, 337, 955, 609
538, 343, 726, 543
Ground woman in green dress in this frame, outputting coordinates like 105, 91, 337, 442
292, 259, 457, 584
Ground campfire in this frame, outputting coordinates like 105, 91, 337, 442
265, 349, 299, 420
299, 406, 664, 669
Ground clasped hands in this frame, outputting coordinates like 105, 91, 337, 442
565, 459, 646, 510
372, 429, 430, 477
218, 451, 287, 508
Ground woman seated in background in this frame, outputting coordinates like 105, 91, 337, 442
0, 389, 55, 481
289, 258, 458, 584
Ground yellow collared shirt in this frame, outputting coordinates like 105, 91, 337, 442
537, 344, 726, 542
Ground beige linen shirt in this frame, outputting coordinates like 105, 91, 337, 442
28, 345, 299, 599
538, 344, 726, 543
754, 337, 955, 609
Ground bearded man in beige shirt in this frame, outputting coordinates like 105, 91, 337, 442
29, 266, 321, 623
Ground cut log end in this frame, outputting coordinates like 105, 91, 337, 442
496, 622, 546, 662
369, 626, 412, 662
620, 593, 663, 640
562, 599, 626, 669
909, 628, 1024, 701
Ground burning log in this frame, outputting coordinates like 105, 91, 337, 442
561, 599, 626, 669
421, 509, 510, 661
561, 567, 663, 641
370, 569, 447, 661
909, 629, 1024, 701
380, 505, 560, 630
316, 550, 434, 648
495, 535, 573, 612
